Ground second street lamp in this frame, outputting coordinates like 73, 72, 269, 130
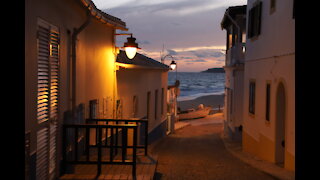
161, 54, 178, 81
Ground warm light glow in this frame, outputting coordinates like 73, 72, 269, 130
170, 63, 176, 70
125, 47, 137, 59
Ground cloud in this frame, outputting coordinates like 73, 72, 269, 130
103, 0, 226, 17
188, 49, 225, 59
137, 40, 151, 45
185, 59, 207, 62
172, 45, 225, 52
181, 56, 193, 59
167, 49, 178, 55
211, 52, 225, 57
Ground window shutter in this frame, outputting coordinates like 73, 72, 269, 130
248, 8, 253, 38
248, 2, 263, 39
50, 31, 59, 120
36, 19, 60, 180
49, 29, 59, 180
36, 127, 49, 180
37, 26, 50, 123
257, 1, 263, 35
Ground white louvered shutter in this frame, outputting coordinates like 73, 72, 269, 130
36, 18, 60, 180
37, 24, 50, 124
36, 128, 49, 180
49, 29, 59, 180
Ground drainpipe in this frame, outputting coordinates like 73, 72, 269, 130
71, 7, 91, 116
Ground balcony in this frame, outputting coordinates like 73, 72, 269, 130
225, 43, 245, 67
60, 118, 157, 180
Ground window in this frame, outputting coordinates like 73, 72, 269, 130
266, 83, 271, 121
116, 99, 122, 119
270, 0, 276, 14
161, 88, 164, 115
249, 81, 256, 114
248, 1, 262, 39
89, 99, 98, 119
36, 18, 60, 180
133, 95, 138, 118
293, 0, 295, 19
147, 91, 151, 120
37, 18, 60, 123
155, 89, 158, 120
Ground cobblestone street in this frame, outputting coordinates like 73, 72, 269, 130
152, 117, 278, 180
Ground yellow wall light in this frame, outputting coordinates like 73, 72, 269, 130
115, 33, 141, 59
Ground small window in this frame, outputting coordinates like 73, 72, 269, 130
248, 1, 263, 39
89, 99, 98, 119
155, 90, 158, 120
133, 95, 138, 118
147, 91, 151, 120
161, 88, 164, 115
292, 0, 295, 19
249, 81, 256, 114
266, 83, 271, 121
270, 0, 276, 14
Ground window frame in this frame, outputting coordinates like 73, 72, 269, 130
154, 89, 158, 120
248, 1, 263, 39
249, 80, 256, 115
265, 82, 271, 121
270, 0, 276, 14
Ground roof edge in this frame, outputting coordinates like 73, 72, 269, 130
115, 62, 170, 71
80, 0, 128, 31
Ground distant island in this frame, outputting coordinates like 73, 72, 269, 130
201, 68, 225, 73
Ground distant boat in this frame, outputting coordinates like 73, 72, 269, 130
178, 104, 212, 120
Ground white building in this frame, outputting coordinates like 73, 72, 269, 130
221, 5, 247, 141
25, 0, 128, 178
242, 0, 295, 171
116, 50, 171, 143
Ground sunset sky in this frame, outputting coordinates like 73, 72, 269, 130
93, 0, 247, 72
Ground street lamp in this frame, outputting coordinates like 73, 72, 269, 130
161, 54, 178, 81
170, 60, 176, 70
115, 33, 140, 59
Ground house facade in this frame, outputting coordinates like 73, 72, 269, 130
25, 0, 128, 179
242, 0, 295, 171
116, 51, 170, 143
221, 5, 247, 141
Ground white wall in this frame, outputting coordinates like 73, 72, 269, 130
243, 0, 295, 164
116, 68, 168, 133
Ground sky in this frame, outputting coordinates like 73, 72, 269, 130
92, 0, 247, 72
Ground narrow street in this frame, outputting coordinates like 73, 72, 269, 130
151, 116, 278, 180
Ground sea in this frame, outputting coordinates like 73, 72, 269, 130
168, 72, 225, 101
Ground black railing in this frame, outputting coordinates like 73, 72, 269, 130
86, 118, 149, 156
62, 123, 138, 178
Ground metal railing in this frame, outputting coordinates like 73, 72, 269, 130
62, 123, 138, 178
86, 118, 149, 156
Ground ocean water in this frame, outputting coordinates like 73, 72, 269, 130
168, 72, 225, 101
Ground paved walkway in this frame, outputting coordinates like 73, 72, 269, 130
150, 113, 287, 180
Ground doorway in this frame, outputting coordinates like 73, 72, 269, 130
275, 82, 286, 167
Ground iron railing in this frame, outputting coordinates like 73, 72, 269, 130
62, 123, 138, 178
86, 118, 149, 156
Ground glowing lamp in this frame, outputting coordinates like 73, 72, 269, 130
123, 35, 140, 59
170, 60, 177, 70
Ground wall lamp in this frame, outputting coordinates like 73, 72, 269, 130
161, 54, 178, 81
161, 54, 176, 70
115, 33, 140, 59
